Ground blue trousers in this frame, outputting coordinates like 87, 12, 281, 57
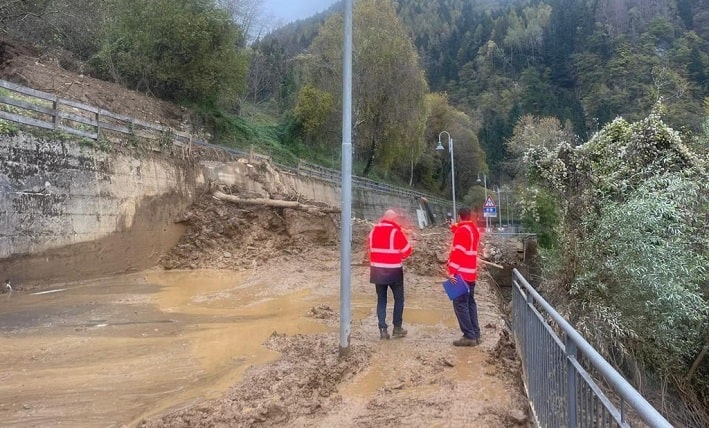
452, 281, 480, 339
375, 280, 404, 330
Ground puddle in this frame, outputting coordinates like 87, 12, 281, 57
0, 269, 329, 427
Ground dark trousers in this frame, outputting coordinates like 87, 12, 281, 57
375, 280, 404, 330
452, 281, 480, 339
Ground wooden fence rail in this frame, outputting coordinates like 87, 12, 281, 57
0, 79, 199, 144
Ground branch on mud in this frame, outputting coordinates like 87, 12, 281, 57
212, 190, 340, 214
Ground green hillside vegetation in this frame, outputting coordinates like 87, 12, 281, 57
1, 0, 707, 425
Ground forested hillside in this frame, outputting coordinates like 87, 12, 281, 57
260, 0, 709, 177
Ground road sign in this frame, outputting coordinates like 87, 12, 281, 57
483, 206, 497, 218
483, 196, 496, 217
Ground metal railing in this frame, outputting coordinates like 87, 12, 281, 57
511, 269, 672, 427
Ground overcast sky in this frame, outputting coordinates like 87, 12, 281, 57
261, 0, 338, 25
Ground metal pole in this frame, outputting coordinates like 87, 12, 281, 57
497, 186, 502, 229
449, 138, 456, 216
339, 0, 353, 357
566, 338, 578, 427
483, 175, 488, 231
505, 189, 508, 227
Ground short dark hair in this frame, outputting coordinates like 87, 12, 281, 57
457, 207, 472, 221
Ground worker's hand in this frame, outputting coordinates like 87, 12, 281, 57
448, 275, 457, 284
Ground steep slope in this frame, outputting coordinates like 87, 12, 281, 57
0, 38, 189, 131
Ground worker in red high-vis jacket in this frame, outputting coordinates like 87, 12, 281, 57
446, 207, 481, 347
368, 209, 412, 340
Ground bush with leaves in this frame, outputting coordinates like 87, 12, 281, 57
93, 0, 247, 105
523, 107, 708, 423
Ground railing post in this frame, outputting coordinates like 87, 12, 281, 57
52, 97, 59, 130
566, 337, 578, 428
96, 111, 101, 140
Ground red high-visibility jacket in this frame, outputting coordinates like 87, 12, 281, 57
447, 221, 480, 282
368, 220, 412, 269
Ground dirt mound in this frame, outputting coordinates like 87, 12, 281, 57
406, 228, 450, 276
138, 333, 373, 428
160, 190, 486, 296
161, 190, 342, 271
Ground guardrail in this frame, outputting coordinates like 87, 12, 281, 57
511, 269, 671, 427
292, 159, 451, 206
0, 78, 451, 210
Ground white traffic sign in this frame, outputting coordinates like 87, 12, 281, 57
483, 196, 497, 218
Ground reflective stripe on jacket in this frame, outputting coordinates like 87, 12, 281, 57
447, 221, 479, 282
368, 220, 412, 269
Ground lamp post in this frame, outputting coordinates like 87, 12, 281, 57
477, 173, 487, 231
436, 131, 455, 217
339, 0, 353, 356
495, 186, 502, 229
505, 186, 510, 227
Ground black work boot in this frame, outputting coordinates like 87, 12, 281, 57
392, 326, 407, 338
453, 337, 479, 347
379, 328, 390, 340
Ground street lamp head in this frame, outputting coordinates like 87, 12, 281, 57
435, 140, 444, 151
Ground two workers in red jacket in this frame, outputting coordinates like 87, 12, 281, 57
367, 207, 480, 346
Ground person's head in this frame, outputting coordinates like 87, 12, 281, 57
457, 207, 472, 221
382, 209, 398, 222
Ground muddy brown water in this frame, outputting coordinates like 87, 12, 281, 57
0, 269, 463, 427
0, 269, 340, 427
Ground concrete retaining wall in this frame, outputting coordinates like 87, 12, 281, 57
0, 133, 199, 258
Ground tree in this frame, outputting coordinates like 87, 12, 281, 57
216, 0, 265, 42
505, 114, 576, 181
306, 0, 429, 177
94, 0, 248, 105
293, 84, 334, 146
245, 37, 288, 104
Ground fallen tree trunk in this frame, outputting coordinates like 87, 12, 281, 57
212, 191, 340, 214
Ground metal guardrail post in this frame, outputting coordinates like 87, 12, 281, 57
566, 337, 578, 427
